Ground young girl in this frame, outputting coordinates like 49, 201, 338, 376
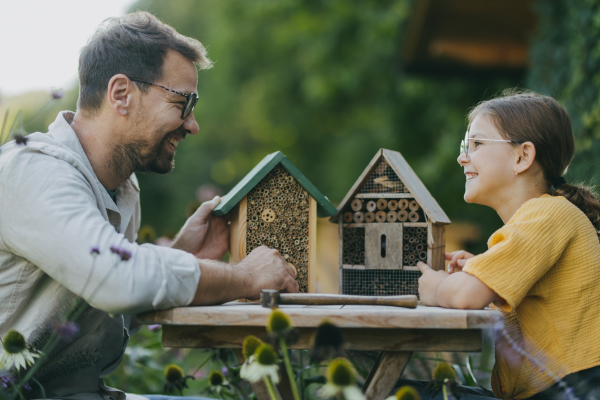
416, 91, 600, 399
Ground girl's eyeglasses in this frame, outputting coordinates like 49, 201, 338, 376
460, 130, 523, 157
128, 77, 198, 120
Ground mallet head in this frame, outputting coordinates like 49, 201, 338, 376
260, 289, 281, 308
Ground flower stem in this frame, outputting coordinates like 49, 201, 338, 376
442, 380, 449, 400
263, 376, 279, 400
279, 337, 301, 400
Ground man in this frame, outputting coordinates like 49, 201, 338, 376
0, 11, 297, 399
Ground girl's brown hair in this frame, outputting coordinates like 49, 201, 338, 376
469, 90, 600, 235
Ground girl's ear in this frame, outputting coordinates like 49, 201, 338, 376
515, 141, 537, 174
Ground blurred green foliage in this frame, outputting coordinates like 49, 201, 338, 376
123, 0, 518, 250
528, 0, 600, 184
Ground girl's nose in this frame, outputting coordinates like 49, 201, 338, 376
457, 153, 469, 166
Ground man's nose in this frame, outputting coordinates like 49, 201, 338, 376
183, 111, 199, 135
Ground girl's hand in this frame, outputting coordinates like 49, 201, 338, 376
445, 250, 475, 274
417, 262, 449, 307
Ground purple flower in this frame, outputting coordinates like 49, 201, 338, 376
148, 324, 161, 332
53, 321, 79, 341
110, 245, 132, 261
51, 89, 64, 100
14, 134, 28, 146
90, 246, 100, 255
221, 366, 229, 376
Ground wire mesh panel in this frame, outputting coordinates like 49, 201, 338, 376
246, 165, 310, 292
403, 226, 428, 266
359, 159, 411, 194
341, 269, 421, 297
342, 227, 365, 265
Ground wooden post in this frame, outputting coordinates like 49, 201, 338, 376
309, 196, 317, 292
229, 196, 247, 263
430, 223, 446, 271
364, 351, 413, 400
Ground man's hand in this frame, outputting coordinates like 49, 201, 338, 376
445, 250, 475, 273
171, 196, 230, 260
238, 246, 299, 300
417, 261, 448, 306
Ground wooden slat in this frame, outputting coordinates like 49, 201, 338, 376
229, 197, 247, 263
161, 325, 482, 352
330, 150, 384, 223
137, 304, 502, 330
308, 197, 317, 292
355, 193, 414, 199
339, 222, 344, 294
431, 223, 446, 271
364, 351, 413, 400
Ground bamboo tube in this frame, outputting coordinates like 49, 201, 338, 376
397, 210, 408, 222
409, 200, 419, 211
399, 199, 409, 210
354, 212, 365, 223
351, 198, 363, 211
388, 199, 398, 211
386, 211, 397, 223
366, 201, 377, 212
376, 199, 388, 210
408, 211, 419, 222
343, 212, 354, 223
375, 211, 387, 223
365, 212, 375, 223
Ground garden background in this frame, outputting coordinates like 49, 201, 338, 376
1, 0, 599, 396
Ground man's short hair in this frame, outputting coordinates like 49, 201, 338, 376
78, 11, 212, 115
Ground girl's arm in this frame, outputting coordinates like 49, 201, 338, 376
417, 262, 498, 309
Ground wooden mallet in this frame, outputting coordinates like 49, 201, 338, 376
260, 290, 418, 309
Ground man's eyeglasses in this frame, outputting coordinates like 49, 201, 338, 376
460, 130, 523, 157
129, 77, 198, 120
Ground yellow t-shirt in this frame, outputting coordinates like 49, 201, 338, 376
463, 194, 600, 399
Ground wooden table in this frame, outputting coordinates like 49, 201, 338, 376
136, 303, 503, 400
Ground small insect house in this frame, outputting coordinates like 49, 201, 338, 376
330, 149, 450, 297
213, 151, 337, 293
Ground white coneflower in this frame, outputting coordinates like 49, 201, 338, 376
385, 385, 421, 400
240, 343, 280, 385
0, 330, 41, 371
209, 370, 229, 394
317, 358, 365, 400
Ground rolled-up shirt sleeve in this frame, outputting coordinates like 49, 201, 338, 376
0, 150, 200, 315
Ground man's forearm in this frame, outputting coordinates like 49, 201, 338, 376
190, 259, 250, 305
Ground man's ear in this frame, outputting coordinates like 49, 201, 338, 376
107, 74, 134, 116
515, 141, 537, 174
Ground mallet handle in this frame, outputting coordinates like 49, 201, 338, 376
278, 293, 418, 308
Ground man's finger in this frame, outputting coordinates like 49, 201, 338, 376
417, 261, 433, 274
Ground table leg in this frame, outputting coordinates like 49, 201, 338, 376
233, 349, 280, 400
364, 351, 413, 400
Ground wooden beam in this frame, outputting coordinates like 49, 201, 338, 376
161, 325, 482, 352
364, 351, 413, 400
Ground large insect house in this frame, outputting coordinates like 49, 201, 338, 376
213, 151, 337, 293
331, 149, 450, 297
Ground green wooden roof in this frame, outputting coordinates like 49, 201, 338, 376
212, 151, 337, 218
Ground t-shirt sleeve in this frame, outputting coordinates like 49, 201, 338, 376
462, 198, 576, 312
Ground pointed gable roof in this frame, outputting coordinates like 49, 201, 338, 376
330, 149, 450, 224
213, 151, 337, 218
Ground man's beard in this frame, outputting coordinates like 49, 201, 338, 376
111, 127, 186, 180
